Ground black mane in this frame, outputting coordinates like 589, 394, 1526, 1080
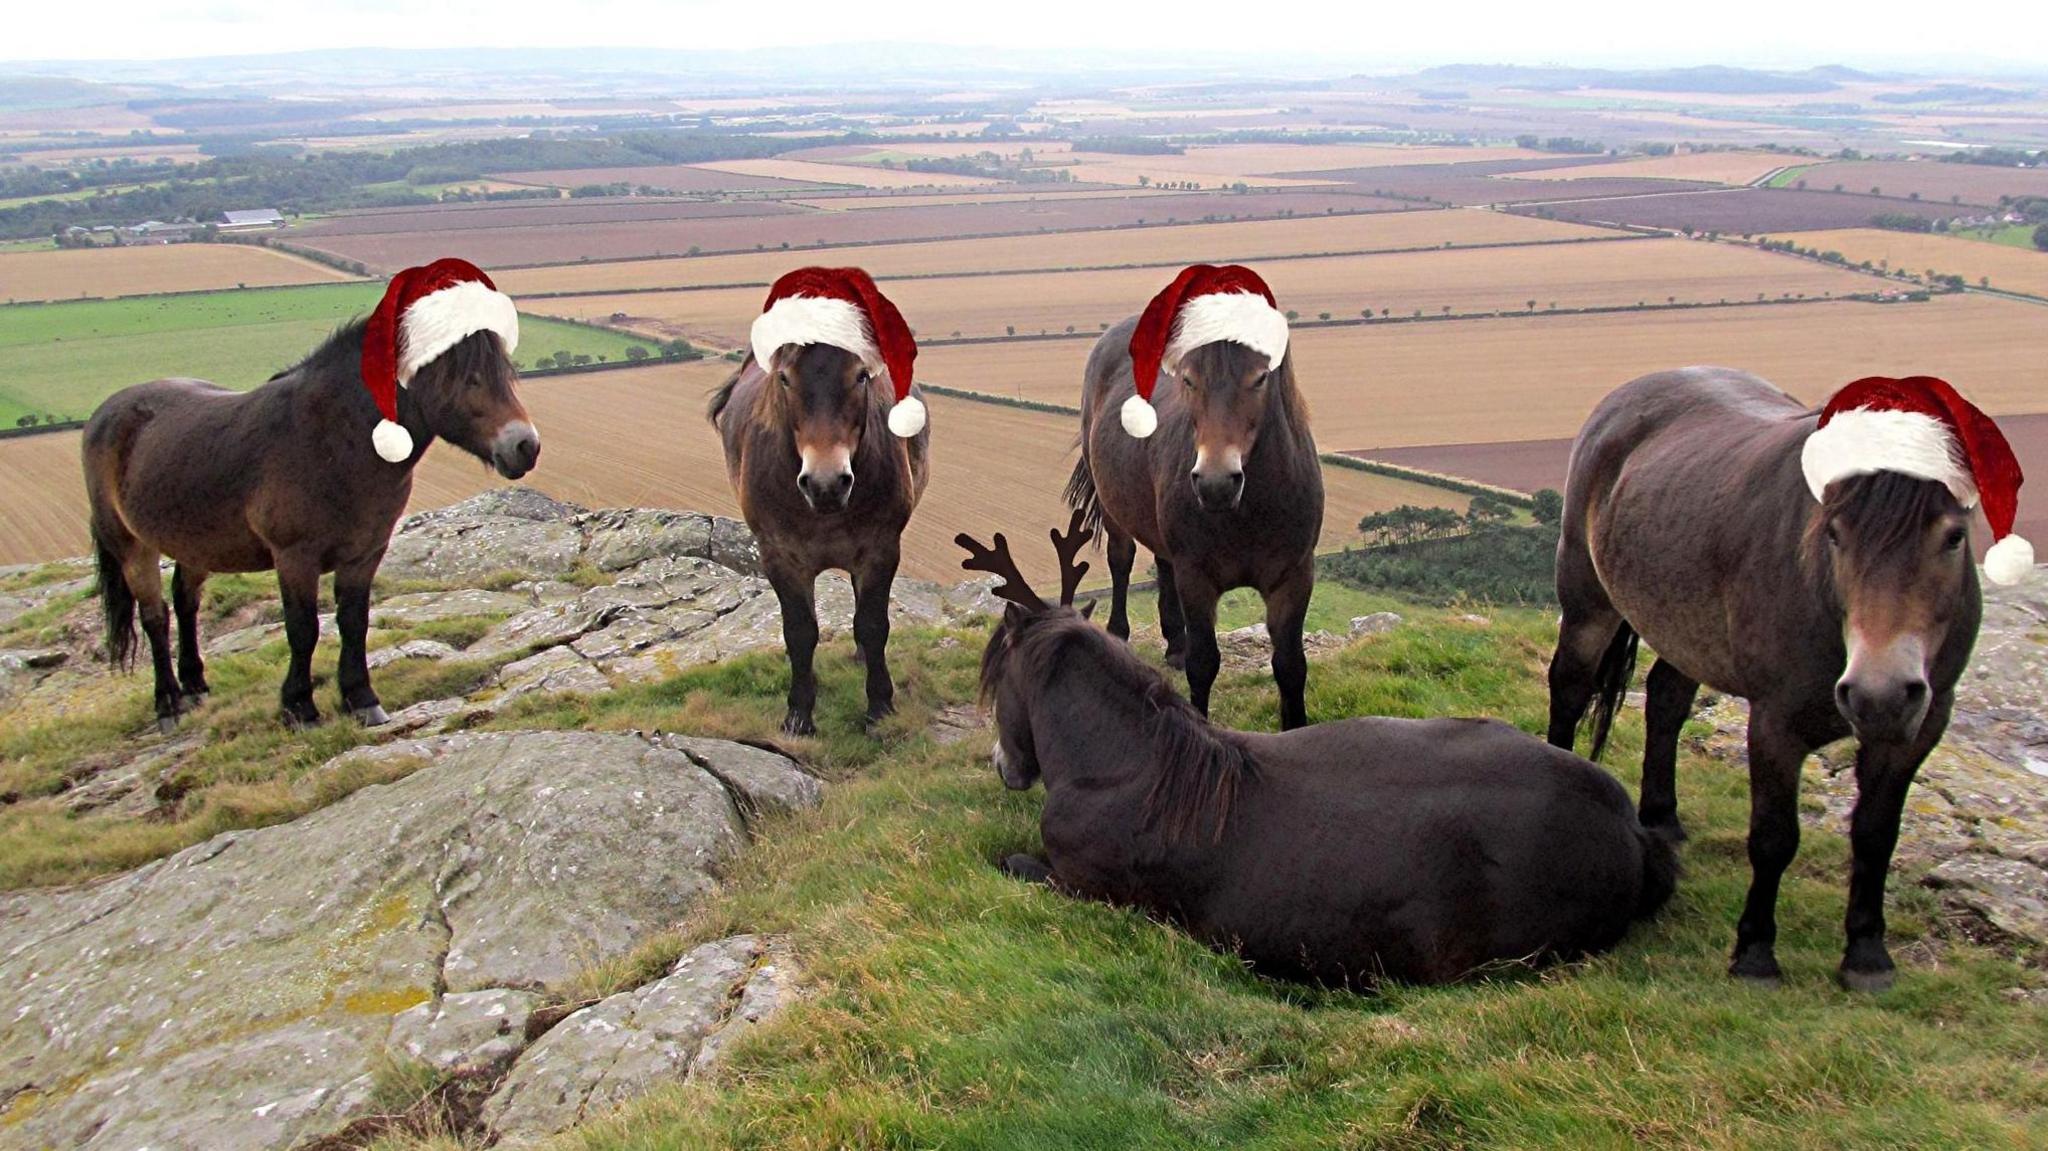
1803, 469, 1961, 580
270, 317, 370, 383
986, 609, 1257, 844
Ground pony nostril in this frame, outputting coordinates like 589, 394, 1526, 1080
1903, 680, 1928, 705
835, 473, 853, 493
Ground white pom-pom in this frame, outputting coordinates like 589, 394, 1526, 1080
371, 419, 414, 463
1120, 394, 1157, 439
887, 394, 927, 438
1983, 534, 2035, 586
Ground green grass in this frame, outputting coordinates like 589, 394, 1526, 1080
1950, 223, 2044, 250
1765, 164, 1814, 189
4, 577, 2042, 1148
0, 283, 648, 424
0, 181, 167, 210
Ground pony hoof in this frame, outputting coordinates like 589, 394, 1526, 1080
352, 705, 391, 727
1165, 649, 1189, 671
1001, 854, 1055, 884
1729, 950, 1783, 986
155, 715, 180, 735
781, 712, 816, 737
1837, 966, 1896, 994
281, 709, 322, 731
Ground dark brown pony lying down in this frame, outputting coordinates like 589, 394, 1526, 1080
962, 515, 1676, 988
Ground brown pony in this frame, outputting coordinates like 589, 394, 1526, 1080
968, 514, 1675, 988
1065, 315, 1324, 729
1549, 367, 1983, 991
709, 346, 929, 735
83, 320, 538, 731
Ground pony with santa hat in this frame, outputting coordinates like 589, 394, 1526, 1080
1547, 366, 2031, 993
1064, 263, 1324, 730
83, 258, 538, 731
709, 266, 930, 736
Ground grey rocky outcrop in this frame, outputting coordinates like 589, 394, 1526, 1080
0, 730, 819, 1151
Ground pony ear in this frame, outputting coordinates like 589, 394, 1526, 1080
1078, 599, 1097, 620
1003, 600, 1029, 626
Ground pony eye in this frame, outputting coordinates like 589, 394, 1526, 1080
856, 370, 872, 387
1250, 372, 1269, 389
1943, 527, 1967, 552
776, 371, 790, 387
1825, 524, 1841, 548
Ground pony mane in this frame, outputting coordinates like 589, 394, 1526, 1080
985, 610, 1257, 845
1802, 469, 1960, 581
270, 316, 370, 382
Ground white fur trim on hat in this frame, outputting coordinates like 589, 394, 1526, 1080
398, 280, 520, 384
751, 295, 877, 372
371, 418, 414, 463
1121, 394, 1158, 439
1984, 534, 2035, 586
1164, 290, 1289, 375
888, 393, 927, 438
1800, 408, 1978, 508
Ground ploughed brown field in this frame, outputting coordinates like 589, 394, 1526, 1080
495, 209, 1612, 296
689, 158, 1003, 189
1515, 188, 1960, 234
1286, 157, 1721, 205
917, 293, 2048, 452
291, 198, 801, 238
0, 369, 1467, 578
533, 238, 1883, 350
1777, 228, 2048, 299
788, 188, 1190, 211
1521, 151, 1791, 186
285, 192, 1421, 271
1785, 160, 2048, 208
1, 245, 359, 303
489, 164, 833, 193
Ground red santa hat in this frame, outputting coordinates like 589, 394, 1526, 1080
1122, 263, 1290, 439
749, 266, 924, 438
360, 258, 520, 463
1802, 375, 2032, 586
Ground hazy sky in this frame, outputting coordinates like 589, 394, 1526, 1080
5, 0, 2046, 68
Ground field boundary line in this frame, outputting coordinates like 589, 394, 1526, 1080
506, 235, 1654, 301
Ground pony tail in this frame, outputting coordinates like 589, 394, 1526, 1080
1063, 453, 1104, 541
92, 528, 136, 672
1583, 621, 1639, 761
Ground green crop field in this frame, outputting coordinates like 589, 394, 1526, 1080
0, 283, 647, 425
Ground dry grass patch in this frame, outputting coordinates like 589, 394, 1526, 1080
1522, 151, 1792, 185
1, 244, 361, 303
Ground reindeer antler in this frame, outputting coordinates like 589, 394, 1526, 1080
1050, 508, 1093, 607
956, 531, 1044, 610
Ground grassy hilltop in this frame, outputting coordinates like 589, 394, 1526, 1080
0, 566, 2042, 1149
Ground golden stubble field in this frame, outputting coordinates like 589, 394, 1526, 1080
534, 238, 1883, 350
1777, 228, 2048, 299
0, 367, 1465, 578
494, 209, 1610, 296
0, 244, 361, 303
918, 293, 2048, 451
1521, 151, 1791, 185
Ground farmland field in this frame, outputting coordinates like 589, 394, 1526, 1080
690, 158, 1002, 189
285, 190, 1421, 270
1778, 160, 2048, 207
0, 375, 1469, 577
1776, 227, 2048, 298
539, 239, 1883, 349
495, 209, 1613, 295
1519, 188, 1963, 233
0, 283, 644, 424
789, 188, 1188, 211
1292, 157, 1721, 204
292, 198, 801, 238
490, 164, 833, 193
1521, 150, 1792, 185
918, 294, 2048, 452
0, 243, 361, 302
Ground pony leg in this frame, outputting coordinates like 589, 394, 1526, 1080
1264, 567, 1312, 731
1730, 707, 1809, 983
1545, 607, 1622, 751
333, 557, 387, 726
171, 564, 210, 701
1157, 558, 1188, 669
1177, 575, 1223, 719
766, 564, 820, 736
1002, 854, 1056, 886
275, 554, 323, 728
1840, 693, 1950, 992
126, 550, 183, 732
1639, 658, 1700, 841
851, 547, 900, 727
1104, 525, 1136, 641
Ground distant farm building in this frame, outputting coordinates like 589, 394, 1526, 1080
219, 209, 285, 231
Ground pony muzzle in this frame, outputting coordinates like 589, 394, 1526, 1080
1191, 446, 1246, 512
797, 446, 855, 513
491, 420, 540, 480
1836, 631, 1931, 743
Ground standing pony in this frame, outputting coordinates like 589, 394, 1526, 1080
1065, 264, 1323, 729
710, 267, 930, 735
83, 259, 540, 730
966, 514, 1675, 988
1549, 369, 2030, 990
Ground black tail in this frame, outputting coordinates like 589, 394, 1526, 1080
1583, 621, 1638, 762
92, 527, 136, 672
1632, 822, 1680, 921
1063, 450, 1104, 540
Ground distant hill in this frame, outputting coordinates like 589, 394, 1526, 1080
1406, 63, 1845, 95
